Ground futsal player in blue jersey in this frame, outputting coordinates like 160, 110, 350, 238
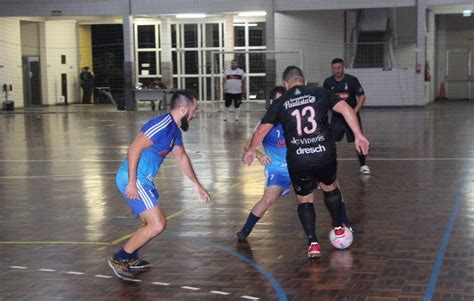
109, 90, 210, 280
236, 86, 291, 241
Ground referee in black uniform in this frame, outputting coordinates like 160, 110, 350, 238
244, 66, 369, 258
324, 58, 370, 175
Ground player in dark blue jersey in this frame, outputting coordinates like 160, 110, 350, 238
109, 90, 210, 280
236, 86, 291, 241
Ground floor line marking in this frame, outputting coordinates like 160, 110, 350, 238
181, 286, 200, 291
95, 274, 113, 279
65, 271, 85, 275
241, 296, 260, 300
210, 290, 231, 295
38, 269, 56, 272
10, 266, 28, 269
0, 241, 109, 245
423, 173, 469, 300
152, 281, 170, 286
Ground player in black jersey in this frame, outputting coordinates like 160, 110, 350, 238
323, 58, 370, 175
243, 66, 369, 258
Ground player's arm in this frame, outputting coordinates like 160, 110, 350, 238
126, 133, 153, 199
243, 124, 273, 165
244, 140, 270, 166
172, 146, 210, 203
332, 101, 370, 155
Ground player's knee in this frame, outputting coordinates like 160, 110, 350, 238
262, 195, 278, 207
148, 220, 166, 237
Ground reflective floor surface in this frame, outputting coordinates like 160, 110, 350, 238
1, 101, 473, 300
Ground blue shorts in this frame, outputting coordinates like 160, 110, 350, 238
265, 168, 291, 197
116, 172, 159, 218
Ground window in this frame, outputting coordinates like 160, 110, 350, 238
184, 24, 198, 48
249, 22, 265, 47
138, 51, 157, 75
137, 25, 155, 48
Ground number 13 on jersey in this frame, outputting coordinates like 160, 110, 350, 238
291, 106, 317, 136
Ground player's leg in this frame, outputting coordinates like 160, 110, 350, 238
318, 164, 347, 239
224, 93, 232, 121
234, 93, 242, 121
236, 185, 282, 241
109, 178, 164, 279
345, 114, 370, 174
290, 169, 321, 258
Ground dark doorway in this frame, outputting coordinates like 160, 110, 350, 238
22, 56, 42, 106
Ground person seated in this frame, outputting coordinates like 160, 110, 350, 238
148, 78, 168, 89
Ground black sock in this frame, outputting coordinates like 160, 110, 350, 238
297, 203, 318, 244
323, 188, 343, 227
358, 154, 366, 166
131, 248, 140, 260
242, 212, 260, 233
340, 200, 350, 225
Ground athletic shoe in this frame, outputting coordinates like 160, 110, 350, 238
235, 117, 240, 121
223, 117, 227, 121
308, 242, 321, 258
128, 258, 150, 269
344, 222, 364, 234
108, 257, 134, 280
360, 165, 371, 175
236, 229, 250, 242
334, 226, 345, 238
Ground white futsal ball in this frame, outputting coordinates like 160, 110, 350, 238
329, 227, 353, 250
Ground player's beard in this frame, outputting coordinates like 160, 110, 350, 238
180, 114, 189, 131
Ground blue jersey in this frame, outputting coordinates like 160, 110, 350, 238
261, 123, 287, 171
118, 113, 183, 181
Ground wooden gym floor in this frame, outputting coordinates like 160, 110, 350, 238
0, 101, 473, 300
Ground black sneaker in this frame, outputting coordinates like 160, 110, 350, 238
236, 230, 250, 242
128, 258, 150, 269
108, 257, 134, 280
345, 222, 364, 234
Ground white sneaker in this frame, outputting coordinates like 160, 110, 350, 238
360, 165, 371, 175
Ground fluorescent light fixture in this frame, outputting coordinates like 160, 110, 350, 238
463, 9, 472, 17
238, 11, 267, 17
176, 13, 207, 19
233, 23, 258, 27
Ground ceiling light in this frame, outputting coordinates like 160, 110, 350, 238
463, 10, 472, 17
176, 13, 207, 19
238, 11, 267, 17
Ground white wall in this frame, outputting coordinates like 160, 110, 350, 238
0, 18, 24, 107
41, 20, 79, 105
274, 11, 345, 84
391, 7, 417, 68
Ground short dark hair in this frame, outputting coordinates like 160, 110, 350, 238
170, 90, 195, 110
269, 86, 286, 101
282, 66, 304, 82
331, 58, 344, 65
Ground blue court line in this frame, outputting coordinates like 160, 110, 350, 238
187, 237, 288, 301
423, 173, 469, 300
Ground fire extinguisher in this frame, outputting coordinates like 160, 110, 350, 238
425, 62, 431, 82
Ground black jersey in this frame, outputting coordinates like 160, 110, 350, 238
261, 85, 342, 169
323, 74, 364, 109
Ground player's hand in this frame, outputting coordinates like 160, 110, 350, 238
196, 185, 210, 204
125, 182, 139, 200
355, 135, 370, 155
258, 155, 272, 166
243, 150, 256, 166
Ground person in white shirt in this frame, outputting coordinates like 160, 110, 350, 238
222, 60, 246, 121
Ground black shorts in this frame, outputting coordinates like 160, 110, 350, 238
332, 113, 362, 143
225, 93, 242, 108
289, 162, 337, 196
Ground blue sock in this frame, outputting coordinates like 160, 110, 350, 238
114, 248, 134, 260
242, 212, 260, 233
340, 201, 350, 225
131, 249, 139, 260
